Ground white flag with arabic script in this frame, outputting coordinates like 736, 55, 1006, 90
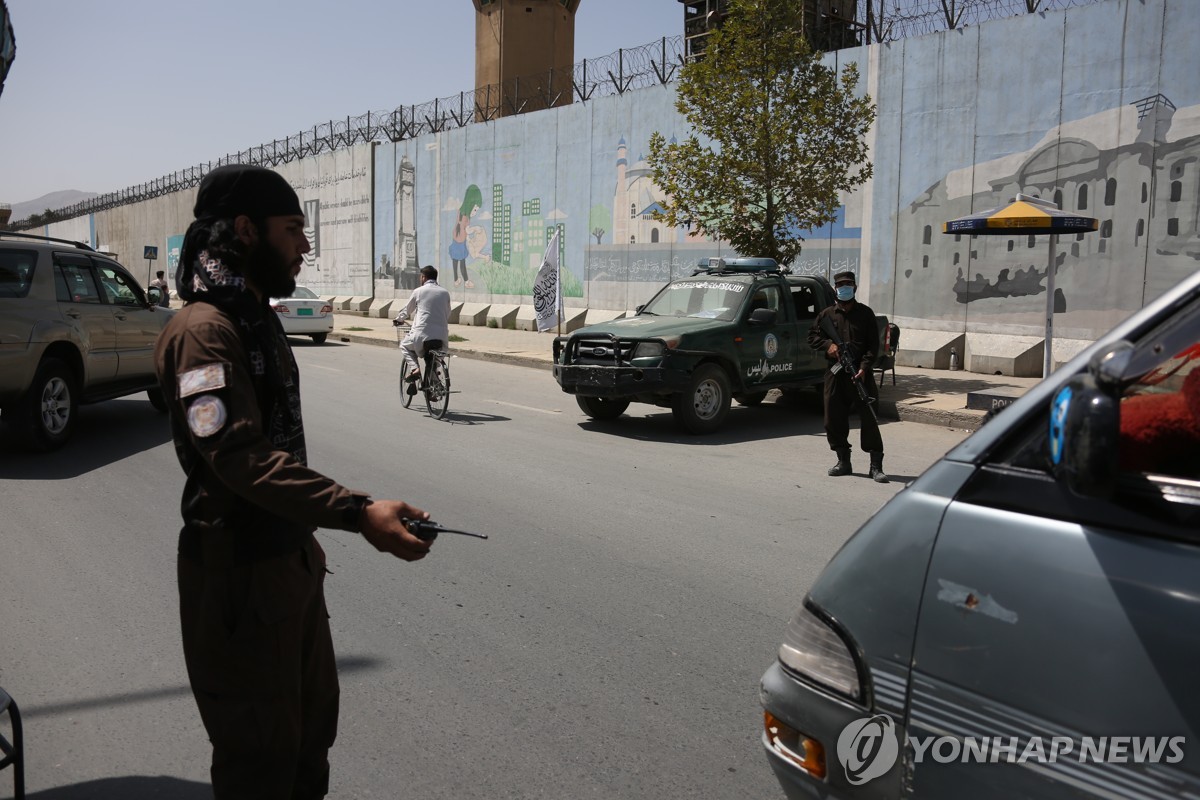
534, 228, 562, 332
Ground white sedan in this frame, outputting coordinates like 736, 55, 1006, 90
269, 286, 334, 344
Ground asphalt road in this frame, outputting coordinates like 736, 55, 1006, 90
0, 338, 969, 799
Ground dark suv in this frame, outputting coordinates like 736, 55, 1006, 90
0, 232, 174, 450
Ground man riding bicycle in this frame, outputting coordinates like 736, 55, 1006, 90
393, 265, 452, 392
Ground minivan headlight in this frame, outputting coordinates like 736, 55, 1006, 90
778, 604, 862, 701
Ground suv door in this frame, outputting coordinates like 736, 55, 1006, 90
53, 253, 118, 384
92, 258, 160, 381
907, 330, 1200, 795
736, 283, 797, 387
789, 278, 822, 376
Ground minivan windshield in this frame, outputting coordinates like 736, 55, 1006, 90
639, 277, 749, 321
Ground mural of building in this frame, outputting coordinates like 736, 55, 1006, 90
611, 136, 685, 246
391, 155, 418, 289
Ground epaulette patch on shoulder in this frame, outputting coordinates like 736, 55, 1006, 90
179, 363, 229, 399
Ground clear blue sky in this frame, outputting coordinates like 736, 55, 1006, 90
0, 0, 683, 204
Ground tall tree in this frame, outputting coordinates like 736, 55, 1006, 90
648, 0, 875, 267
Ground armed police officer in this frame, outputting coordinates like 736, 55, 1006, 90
807, 270, 889, 483
155, 165, 435, 799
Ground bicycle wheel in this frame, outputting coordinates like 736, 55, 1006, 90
424, 356, 450, 419
400, 352, 417, 408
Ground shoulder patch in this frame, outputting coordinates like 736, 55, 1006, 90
179, 363, 228, 399
186, 394, 228, 438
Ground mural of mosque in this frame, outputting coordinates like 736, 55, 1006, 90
899, 93, 1200, 336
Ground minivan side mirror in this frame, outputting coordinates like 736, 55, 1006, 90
1049, 342, 1131, 497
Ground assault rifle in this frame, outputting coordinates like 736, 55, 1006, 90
819, 314, 878, 423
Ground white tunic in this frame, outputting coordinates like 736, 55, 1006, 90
395, 279, 451, 352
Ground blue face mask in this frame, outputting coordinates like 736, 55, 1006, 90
836, 285, 856, 302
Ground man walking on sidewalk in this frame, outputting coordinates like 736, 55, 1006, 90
807, 270, 889, 483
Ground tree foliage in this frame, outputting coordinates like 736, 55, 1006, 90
648, 0, 876, 267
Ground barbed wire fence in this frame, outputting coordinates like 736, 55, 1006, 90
12, 0, 1104, 229
858, 0, 1101, 43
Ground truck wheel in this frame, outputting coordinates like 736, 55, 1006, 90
147, 387, 169, 413
577, 396, 630, 420
672, 364, 731, 434
736, 391, 768, 407
16, 358, 78, 451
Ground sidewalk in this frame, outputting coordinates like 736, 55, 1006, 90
327, 312, 1044, 431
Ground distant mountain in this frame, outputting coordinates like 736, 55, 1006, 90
8, 190, 100, 222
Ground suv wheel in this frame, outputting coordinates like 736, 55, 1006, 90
147, 387, 169, 413
576, 396, 630, 420
672, 364, 731, 434
17, 358, 78, 451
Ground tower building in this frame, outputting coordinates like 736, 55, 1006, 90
471, 0, 581, 118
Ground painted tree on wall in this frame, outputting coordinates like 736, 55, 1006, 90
589, 204, 609, 244
647, 0, 875, 267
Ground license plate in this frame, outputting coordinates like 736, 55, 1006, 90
298, 308, 314, 316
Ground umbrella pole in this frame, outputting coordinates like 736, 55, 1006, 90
1043, 234, 1057, 378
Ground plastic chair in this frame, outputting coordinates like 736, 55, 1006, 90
0, 686, 24, 800
875, 322, 900, 386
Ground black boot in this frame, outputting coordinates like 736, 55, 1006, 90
869, 452, 889, 483
828, 448, 852, 477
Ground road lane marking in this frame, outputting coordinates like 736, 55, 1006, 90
489, 400, 561, 415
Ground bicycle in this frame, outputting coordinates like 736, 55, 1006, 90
395, 324, 452, 419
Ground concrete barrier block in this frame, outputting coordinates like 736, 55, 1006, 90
458, 302, 491, 326
965, 333, 1044, 377
1050, 338, 1095, 372
894, 329, 966, 371
514, 305, 541, 331
583, 309, 626, 326
448, 301, 464, 325
366, 298, 394, 318
346, 296, 372, 313
563, 308, 588, 333
486, 304, 520, 330
331, 296, 352, 311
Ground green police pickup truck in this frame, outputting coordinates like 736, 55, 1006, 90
553, 258, 896, 434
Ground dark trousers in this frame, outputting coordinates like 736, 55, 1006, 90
823, 369, 884, 454
178, 533, 339, 800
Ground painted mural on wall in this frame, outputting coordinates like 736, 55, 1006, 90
275, 144, 374, 297
870, 0, 1200, 340
372, 92, 867, 312
895, 93, 1200, 338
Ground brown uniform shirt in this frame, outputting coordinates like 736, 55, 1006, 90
807, 301, 879, 375
155, 301, 366, 561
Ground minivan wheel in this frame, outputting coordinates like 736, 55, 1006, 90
672, 363, 731, 434
17, 358, 78, 451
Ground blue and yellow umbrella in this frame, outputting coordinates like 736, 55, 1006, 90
942, 194, 1099, 378
943, 194, 1098, 236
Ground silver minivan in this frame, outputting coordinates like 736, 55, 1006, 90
760, 268, 1200, 798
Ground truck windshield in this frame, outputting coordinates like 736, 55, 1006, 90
640, 278, 748, 321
